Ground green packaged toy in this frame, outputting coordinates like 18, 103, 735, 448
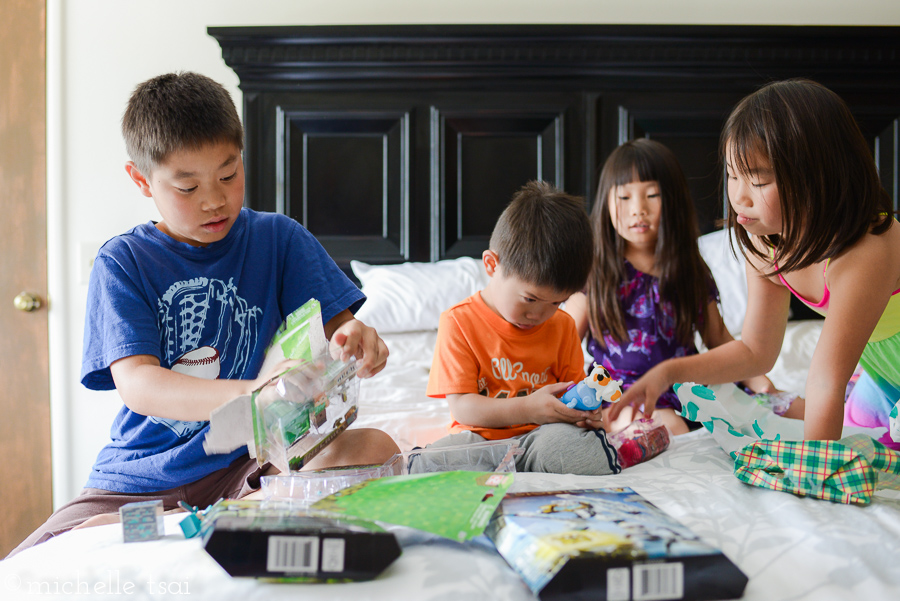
203, 299, 360, 473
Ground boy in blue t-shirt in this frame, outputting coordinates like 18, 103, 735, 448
9, 72, 399, 556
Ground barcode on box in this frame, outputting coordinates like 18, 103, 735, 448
321, 538, 346, 572
267, 535, 319, 573
606, 567, 630, 601
633, 562, 684, 601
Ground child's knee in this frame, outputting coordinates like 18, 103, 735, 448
344, 428, 400, 463
366, 428, 401, 459
653, 408, 690, 435
301, 428, 399, 470
518, 424, 620, 475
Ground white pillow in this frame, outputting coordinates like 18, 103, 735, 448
698, 228, 747, 336
352, 257, 490, 333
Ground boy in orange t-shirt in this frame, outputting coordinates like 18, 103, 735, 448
426, 181, 621, 474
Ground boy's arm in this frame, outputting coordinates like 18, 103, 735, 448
447, 385, 599, 428
438, 313, 599, 428
110, 310, 385, 422
324, 309, 388, 378
110, 354, 297, 422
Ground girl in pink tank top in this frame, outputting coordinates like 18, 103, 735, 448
611, 79, 900, 445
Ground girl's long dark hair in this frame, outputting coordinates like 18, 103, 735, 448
586, 138, 713, 346
722, 79, 892, 273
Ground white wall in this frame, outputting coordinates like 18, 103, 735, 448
48, 0, 900, 507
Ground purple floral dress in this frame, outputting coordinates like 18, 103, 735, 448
585, 260, 718, 411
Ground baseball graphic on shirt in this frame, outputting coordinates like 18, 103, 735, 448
157, 277, 260, 380
171, 346, 221, 380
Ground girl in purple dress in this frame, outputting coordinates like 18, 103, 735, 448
565, 139, 773, 434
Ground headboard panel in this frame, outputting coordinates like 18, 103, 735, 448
209, 25, 900, 274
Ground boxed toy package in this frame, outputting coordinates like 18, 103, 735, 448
252, 353, 359, 472
486, 488, 748, 601
199, 500, 401, 582
204, 299, 360, 473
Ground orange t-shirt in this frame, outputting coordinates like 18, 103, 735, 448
426, 292, 586, 440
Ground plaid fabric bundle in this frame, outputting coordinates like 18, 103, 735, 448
733, 434, 900, 505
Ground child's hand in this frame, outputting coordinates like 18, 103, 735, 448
608, 364, 670, 422
252, 357, 301, 391
524, 382, 604, 427
580, 409, 608, 432
328, 317, 389, 378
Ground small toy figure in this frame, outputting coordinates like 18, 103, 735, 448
560, 363, 623, 410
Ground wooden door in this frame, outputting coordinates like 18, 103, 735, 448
0, 0, 51, 556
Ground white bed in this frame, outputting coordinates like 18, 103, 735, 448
3, 232, 900, 600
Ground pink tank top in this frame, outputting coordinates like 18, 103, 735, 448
776, 259, 900, 314
776, 261, 831, 311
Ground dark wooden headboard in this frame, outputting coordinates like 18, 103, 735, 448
209, 25, 900, 276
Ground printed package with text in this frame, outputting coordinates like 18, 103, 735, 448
486, 487, 748, 601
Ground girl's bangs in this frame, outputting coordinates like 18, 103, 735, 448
723, 103, 770, 177
608, 144, 660, 187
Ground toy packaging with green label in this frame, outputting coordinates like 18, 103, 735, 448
486, 488, 748, 601
203, 299, 360, 473
312, 470, 514, 541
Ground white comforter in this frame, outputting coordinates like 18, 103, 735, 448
3, 322, 899, 601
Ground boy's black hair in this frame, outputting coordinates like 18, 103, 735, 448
489, 180, 593, 294
122, 71, 243, 175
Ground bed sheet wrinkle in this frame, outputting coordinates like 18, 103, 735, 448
355, 330, 447, 451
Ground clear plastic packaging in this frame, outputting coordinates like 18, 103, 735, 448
751, 391, 798, 416
608, 417, 670, 469
403, 439, 520, 474
259, 440, 521, 508
260, 455, 403, 508
252, 353, 360, 473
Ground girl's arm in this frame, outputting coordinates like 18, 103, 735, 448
610, 254, 790, 420
700, 299, 776, 393
562, 292, 590, 340
802, 236, 898, 440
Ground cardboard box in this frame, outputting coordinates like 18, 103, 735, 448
486, 488, 748, 601
201, 500, 401, 582
120, 500, 164, 542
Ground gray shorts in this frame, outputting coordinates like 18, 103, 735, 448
7, 454, 264, 558
421, 423, 621, 476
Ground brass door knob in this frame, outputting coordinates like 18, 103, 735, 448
13, 291, 42, 312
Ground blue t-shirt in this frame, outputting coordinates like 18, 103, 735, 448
81, 208, 364, 493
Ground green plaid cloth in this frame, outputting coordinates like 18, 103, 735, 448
734, 434, 900, 505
